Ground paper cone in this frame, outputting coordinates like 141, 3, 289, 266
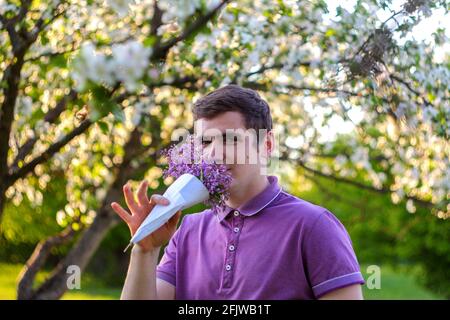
129, 173, 209, 245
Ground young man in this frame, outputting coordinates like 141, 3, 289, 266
111, 85, 365, 300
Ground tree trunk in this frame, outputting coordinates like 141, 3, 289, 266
22, 210, 119, 300
0, 186, 7, 233
17, 225, 78, 299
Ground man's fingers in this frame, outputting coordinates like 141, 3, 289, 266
137, 180, 149, 207
123, 182, 139, 213
149, 194, 170, 206
111, 202, 131, 223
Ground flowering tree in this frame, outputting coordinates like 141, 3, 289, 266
0, 0, 448, 299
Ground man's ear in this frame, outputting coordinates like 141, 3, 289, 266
257, 130, 274, 173
264, 130, 274, 156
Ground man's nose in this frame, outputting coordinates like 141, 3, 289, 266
204, 142, 225, 164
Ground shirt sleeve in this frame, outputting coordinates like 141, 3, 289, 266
303, 210, 365, 298
155, 216, 186, 287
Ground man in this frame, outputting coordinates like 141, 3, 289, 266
111, 85, 365, 300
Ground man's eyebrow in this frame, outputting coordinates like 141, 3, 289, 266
197, 131, 242, 141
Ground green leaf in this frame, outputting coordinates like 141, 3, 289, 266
143, 36, 157, 48
96, 120, 109, 134
325, 28, 336, 38
40, 34, 49, 46
111, 104, 125, 122
88, 86, 118, 122
49, 54, 67, 68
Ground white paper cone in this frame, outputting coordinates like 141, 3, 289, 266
129, 173, 209, 245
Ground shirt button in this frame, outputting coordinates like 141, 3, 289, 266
233, 227, 240, 233
229, 245, 235, 251
225, 264, 232, 271
233, 210, 239, 217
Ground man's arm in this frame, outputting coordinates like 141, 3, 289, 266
120, 245, 175, 300
318, 284, 364, 300
111, 180, 180, 300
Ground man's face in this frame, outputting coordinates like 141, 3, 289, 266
194, 111, 272, 192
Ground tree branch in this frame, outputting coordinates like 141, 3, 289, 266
0, 53, 27, 189
152, 0, 230, 61
7, 119, 92, 185
150, 0, 163, 37
280, 155, 433, 208
390, 73, 439, 106
24, 46, 77, 63
11, 90, 78, 171
0, 0, 32, 52
302, 171, 366, 210
29, 1, 69, 43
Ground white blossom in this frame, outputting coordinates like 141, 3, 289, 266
131, 101, 148, 126
15, 96, 33, 117
72, 40, 152, 92
111, 41, 152, 91
422, 105, 438, 122
394, 102, 408, 118
0, 3, 18, 15
406, 199, 416, 213
106, 0, 135, 17
350, 147, 371, 170
335, 155, 347, 168
72, 43, 115, 90
158, 0, 203, 23
418, 3, 432, 17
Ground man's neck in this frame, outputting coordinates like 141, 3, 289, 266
226, 175, 270, 209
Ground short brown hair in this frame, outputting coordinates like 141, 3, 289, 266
193, 85, 273, 133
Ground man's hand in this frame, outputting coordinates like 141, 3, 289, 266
111, 180, 181, 253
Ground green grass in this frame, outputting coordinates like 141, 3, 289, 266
360, 264, 443, 300
0, 263, 121, 300
0, 263, 444, 300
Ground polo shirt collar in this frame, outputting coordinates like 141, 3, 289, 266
216, 175, 282, 222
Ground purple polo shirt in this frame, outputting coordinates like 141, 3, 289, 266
156, 175, 365, 299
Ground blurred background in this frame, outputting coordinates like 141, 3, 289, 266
0, 0, 448, 299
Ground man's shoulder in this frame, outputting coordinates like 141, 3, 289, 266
274, 191, 349, 239
273, 190, 328, 221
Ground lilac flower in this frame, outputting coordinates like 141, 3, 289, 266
161, 135, 232, 212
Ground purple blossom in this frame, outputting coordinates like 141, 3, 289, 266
161, 135, 232, 212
